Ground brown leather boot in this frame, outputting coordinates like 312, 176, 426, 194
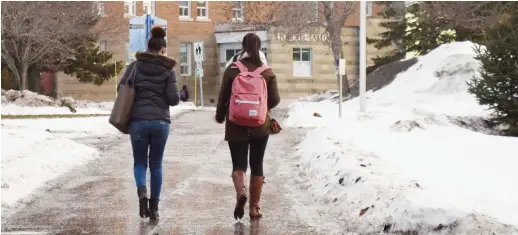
231, 170, 247, 219
249, 176, 265, 218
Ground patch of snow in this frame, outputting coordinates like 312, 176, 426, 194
1, 103, 111, 115
1, 124, 101, 209
283, 41, 518, 233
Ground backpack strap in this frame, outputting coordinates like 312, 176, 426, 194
232, 61, 248, 73
251, 64, 271, 77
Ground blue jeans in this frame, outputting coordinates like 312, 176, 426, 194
129, 120, 170, 200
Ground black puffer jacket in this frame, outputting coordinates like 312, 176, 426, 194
118, 52, 180, 123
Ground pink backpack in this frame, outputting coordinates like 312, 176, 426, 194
228, 61, 270, 127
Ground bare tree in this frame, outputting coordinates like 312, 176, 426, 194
416, 1, 513, 30
1, 1, 122, 90
224, 1, 355, 94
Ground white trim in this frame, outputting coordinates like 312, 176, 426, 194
292, 48, 313, 77
196, 1, 209, 19
231, 1, 244, 21
124, 1, 136, 18
98, 40, 107, 51
143, 1, 154, 15
180, 43, 192, 76
235, 100, 260, 105
215, 30, 268, 44
94, 1, 106, 17
366, 2, 373, 16
179, 1, 191, 18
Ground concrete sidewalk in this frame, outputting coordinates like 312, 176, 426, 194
2, 109, 321, 235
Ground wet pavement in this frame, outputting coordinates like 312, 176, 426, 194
2, 109, 324, 235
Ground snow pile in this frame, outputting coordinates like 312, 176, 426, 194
1, 89, 111, 115
1, 120, 105, 209
1, 89, 205, 116
283, 41, 518, 234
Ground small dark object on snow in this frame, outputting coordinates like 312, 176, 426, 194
433, 224, 445, 231
355, 177, 362, 183
313, 112, 322, 117
383, 223, 392, 232
339, 177, 344, 185
415, 183, 421, 188
359, 207, 370, 216
45, 129, 50, 133
333, 198, 338, 203
360, 164, 367, 167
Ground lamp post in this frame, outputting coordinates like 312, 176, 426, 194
359, 0, 367, 112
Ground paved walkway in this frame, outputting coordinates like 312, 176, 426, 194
2, 109, 322, 235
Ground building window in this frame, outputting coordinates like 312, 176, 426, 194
292, 48, 312, 77
313, 1, 319, 22
179, 1, 190, 17
366, 2, 373, 16
261, 48, 268, 59
143, 1, 154, 15
225, 49, 241, 62
94, 1, 106, 17
180, 44, 192, 76
98, 40, 107, 51
232, 1, 243, 21
124, 1, 136, 17
197, 1, 208, 18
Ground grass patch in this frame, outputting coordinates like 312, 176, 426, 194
1, 114, 110, 119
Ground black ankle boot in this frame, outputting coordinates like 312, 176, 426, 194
137, 186, 150, 218
149, 198, 160, 220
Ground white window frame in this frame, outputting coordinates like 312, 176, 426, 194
366, 2, 373, 17
124, 1, 136, 18
196, 1, 209, 20
232, 1, 244, 22
180, 43, 192, 76
225, 49, 240, 62
261, 47, 268, 60
292, 48, 312, 77
313, 1, 319, 23
94, 1, 106, 17
98, 40, 107, 51
179, 1, 192, 20
143, 1, 155, 15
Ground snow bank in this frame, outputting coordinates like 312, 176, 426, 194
1, 90, 202, 116
1, 89, 112, 115
1, 122, 103, 209
284, 42, 518, 233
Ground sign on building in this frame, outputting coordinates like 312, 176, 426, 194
193, 42, 204, 62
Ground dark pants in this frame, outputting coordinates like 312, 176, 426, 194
228, 136, 269, 176
129, 120, 169, 200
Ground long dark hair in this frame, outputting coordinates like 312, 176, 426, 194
241, 33, 262, 67
148, 26, 167, 53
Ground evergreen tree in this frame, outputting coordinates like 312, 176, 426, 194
63, 43, 124, 86
368, 2, 485, 71
367, 1, 407, 71
468, 14, 518, 136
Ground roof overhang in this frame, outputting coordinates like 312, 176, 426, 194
215, 30, 268, 44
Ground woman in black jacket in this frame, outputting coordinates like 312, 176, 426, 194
119, 26, 179, 221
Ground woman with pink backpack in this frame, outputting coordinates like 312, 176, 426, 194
215, 33, 281, 220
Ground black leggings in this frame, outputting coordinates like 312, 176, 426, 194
228, 135, 269, 176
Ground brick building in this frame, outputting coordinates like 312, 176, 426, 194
56, 1, 395, 102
